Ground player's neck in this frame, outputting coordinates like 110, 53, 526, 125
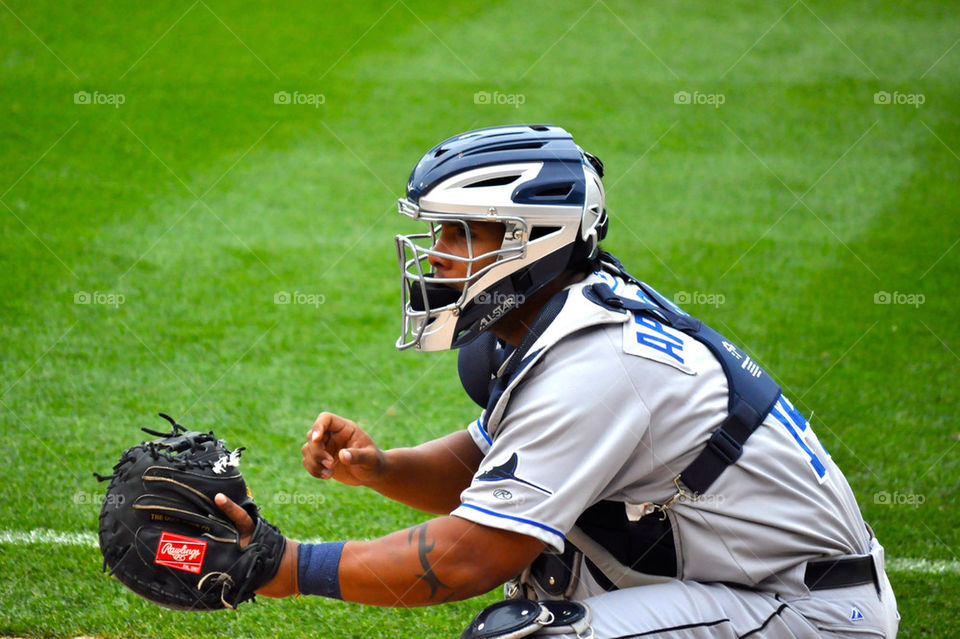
492, 271, 587, 347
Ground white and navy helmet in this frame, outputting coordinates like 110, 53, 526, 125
395, 124, 608, 352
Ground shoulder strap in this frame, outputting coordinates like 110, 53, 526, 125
584, 281, 781, 496
482, 289, 569, 425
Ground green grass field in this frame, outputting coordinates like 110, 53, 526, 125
1, 1, 958, 636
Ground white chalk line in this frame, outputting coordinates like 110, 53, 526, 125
886, 557, 960, 575
2, 529, 957, 575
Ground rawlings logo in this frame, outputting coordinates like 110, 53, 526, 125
155, 531, 207, 574
212, 449, 241, 474
161, 542, 202, 562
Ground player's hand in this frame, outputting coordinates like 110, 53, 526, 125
214, 493, 299, 598
302, 412, 386, 486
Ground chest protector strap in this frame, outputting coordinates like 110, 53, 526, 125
583, 280, 781, 496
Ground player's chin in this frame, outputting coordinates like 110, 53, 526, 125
429, 273, 465, 292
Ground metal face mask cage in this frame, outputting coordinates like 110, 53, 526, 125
395, 197, 527, 350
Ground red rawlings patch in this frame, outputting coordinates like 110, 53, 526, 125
155, 531, 207, 574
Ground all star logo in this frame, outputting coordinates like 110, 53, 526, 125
478, 302, 515, 330
476, 292, 522, 330
721, 340, 742, 360
155, 531, 207, 574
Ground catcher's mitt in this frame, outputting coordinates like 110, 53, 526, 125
96, 413, 286, 610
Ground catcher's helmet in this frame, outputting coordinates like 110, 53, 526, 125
395, 124, 608, 351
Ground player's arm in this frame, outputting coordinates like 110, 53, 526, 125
216, 494, 544, 605
362, 430, 484, 513
337, 516, 542, 605
302, 412, 483, 514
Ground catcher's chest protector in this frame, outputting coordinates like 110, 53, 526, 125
581, 280, 781, 497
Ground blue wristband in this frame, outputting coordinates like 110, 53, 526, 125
297, 541, 346, 599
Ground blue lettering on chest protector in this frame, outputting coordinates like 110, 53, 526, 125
634, 313, 685, 364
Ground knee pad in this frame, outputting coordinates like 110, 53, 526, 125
538, 600, 592, 636
461, 599, 592, 639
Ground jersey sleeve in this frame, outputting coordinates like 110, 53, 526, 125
451, 328, 652, 551
466, 414, 493, 455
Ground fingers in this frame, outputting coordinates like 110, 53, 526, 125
307, 412, 357, 446
340, 447, 376, 469
214, 493, 254, 537
302, 441, 334, 479
303, 412, 360, 479
302, 432, 337, 479
307, 412, 352, 446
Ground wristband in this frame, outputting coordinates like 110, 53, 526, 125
297, 541, 346, 599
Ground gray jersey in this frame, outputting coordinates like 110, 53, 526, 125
452, 271, 872, 596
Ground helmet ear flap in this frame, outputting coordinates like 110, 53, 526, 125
579, 162, 607, 260
584, 151, 604, 178
584, 207, 609, 260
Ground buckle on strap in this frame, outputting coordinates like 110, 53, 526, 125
645, 475, 695, 519
677, 427, 745, 497
706, 428, 743, 465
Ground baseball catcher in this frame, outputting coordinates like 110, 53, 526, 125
96, 413, 289, 610
103, 126, 899, 639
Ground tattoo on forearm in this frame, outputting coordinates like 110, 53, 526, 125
408, 523, 451, 600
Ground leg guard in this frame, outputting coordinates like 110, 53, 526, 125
461, 599, 593, 639
461, 599, 553, 639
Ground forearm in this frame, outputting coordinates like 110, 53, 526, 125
366, 431, 482, 513
339, 519, 504, 605
295, 517, 543, 607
